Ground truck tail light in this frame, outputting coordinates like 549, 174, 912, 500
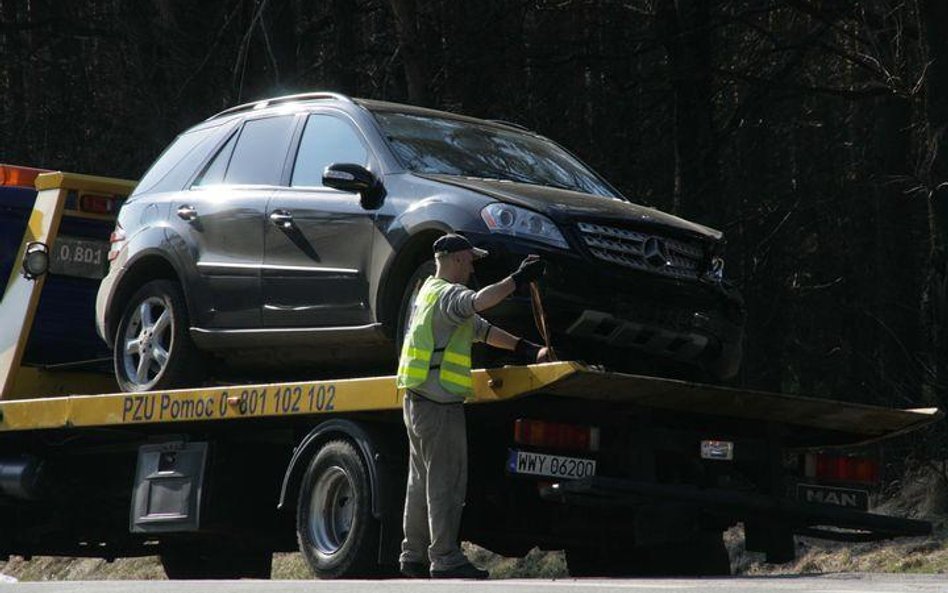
0, 164, 48, 188
804, 453, 879, 485
80, 193, 119, 215
108, 223, 127, 262
514, 419, 599, 452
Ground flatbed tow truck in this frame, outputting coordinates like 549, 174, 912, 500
0, 167, 941, 579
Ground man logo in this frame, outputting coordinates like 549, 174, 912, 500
798, 484, 868, 510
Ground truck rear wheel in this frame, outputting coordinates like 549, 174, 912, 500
160, 542, 272, 579
296, 439, 379, 578
114, 279, 202, 392
566, 532, 730, 577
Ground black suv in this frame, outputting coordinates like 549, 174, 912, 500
95, 92, 744, 392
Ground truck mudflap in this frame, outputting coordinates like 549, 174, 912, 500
541, 476, 932, 542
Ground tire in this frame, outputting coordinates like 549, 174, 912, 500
706, 338, 743, 382
564, 546, 613, 577
113, 279, 202, 392
566, 532, 731, 577
394, 258, 511, 369
160, 542, 272, 579
395, 259, 436, 351
296, 439, 379, 579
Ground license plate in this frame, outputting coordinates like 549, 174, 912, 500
507, 449, 596, 480
49, 236, 108, 279
797, 483, 869, 511
701, 440, 734, 460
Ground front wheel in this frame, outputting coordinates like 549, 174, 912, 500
395, 259, 436, 351
113, 279, 202, 392
395, 258, 513, 369
296, 440, 379, 578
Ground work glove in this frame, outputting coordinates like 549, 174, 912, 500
515, 338, 543, 362
510, 255, 545, 290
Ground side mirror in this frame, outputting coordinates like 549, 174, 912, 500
322, 163, 386, 211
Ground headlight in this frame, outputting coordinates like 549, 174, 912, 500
480, 203, 568, 249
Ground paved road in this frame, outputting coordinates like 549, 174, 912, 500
0, 575, 946, 592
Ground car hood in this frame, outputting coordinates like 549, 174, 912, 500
417, 174, 723, 241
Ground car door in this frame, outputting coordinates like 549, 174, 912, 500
178, 114, 297, 328
263, 111, 377, 327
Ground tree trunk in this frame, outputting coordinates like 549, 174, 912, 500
922, 0, 948, 405
387, 0, 430, 105
657, 0, 721, 227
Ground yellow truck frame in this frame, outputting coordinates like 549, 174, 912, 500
0, 170, 940, 579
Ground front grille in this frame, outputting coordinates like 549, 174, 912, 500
577, 222, 705, 280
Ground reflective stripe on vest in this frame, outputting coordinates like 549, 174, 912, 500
395, 276, 475, 397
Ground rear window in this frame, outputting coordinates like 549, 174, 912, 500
193, 131, 238, 187
225, 116, 296, 185
134, 122, 231, 195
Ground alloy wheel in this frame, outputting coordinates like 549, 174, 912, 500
122, 296, 173, 390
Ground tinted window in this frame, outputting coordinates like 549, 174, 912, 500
193, 131, 238, 187
291, 115, 368, 187
225, 116, 296, 186
135, 122, 229, 195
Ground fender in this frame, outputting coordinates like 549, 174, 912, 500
99, 222, 194, 347
278, 419, 403, 519
109, 225, 210, 329
372, 191, 492, 326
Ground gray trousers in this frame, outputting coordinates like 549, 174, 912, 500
399, 392, 469, 571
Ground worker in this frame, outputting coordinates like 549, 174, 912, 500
396, 234, 549, 579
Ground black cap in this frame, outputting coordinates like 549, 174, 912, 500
433, 234, 489, 259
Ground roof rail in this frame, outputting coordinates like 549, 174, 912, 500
206, 92, 353, 121
490, 119, 530, 131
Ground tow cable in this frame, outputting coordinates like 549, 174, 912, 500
529, 281, 557, 361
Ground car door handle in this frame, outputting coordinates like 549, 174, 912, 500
269, 210, 293, 228
176, 205, 198, 221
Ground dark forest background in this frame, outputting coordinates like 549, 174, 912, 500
4, 0, 948, 435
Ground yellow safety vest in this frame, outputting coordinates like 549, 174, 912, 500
396, 276, 474, 397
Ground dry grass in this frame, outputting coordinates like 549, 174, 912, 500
731, 465, 948, 575
0, 556, 166, 581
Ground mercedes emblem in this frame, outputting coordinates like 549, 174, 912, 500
643, 237, 670, 268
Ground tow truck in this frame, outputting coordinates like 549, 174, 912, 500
0, 165, 940, 578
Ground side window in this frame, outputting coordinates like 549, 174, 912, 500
224, 116, 296, 186
193, 131, 238, 187
135, 122, 229, 195
291, 114, 369, 187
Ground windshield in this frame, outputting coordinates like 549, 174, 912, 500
372, 111, 619, 198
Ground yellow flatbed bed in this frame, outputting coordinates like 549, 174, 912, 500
0, 361, 938, 449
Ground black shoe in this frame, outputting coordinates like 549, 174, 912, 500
399, 561, 430, 578
431, 562, 489, 579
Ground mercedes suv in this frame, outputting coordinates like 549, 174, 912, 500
95, 92, 744, 392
